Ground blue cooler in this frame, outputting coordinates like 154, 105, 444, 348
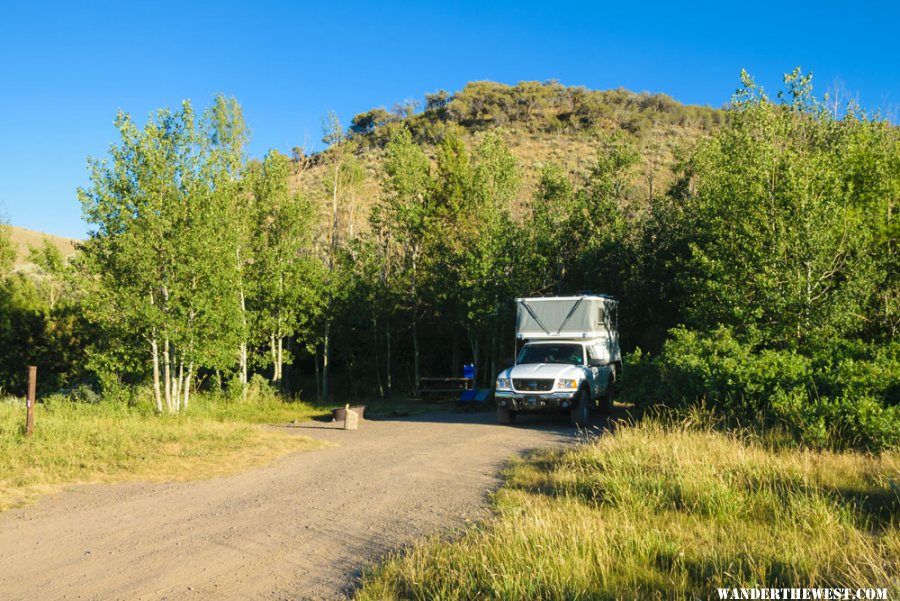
463, 363, 476, 380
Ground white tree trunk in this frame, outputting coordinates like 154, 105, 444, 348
151, 338, 162, 413
322, 323, 331, 401
174, 359, 183, 412
163, 337, 173, 413
240, 340, 248, 397
276, 335, 283, 387
183, 362, 193, 410
237, 247, 248, 397
270, 333, 277, 384
269, 332, 284, 387
411, 247, 420, 398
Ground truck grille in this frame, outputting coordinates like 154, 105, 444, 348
513, 378, 554, 392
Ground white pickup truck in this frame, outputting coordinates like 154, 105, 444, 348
494, 295, 621, 426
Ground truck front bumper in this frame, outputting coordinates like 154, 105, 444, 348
495, 390, 579, 412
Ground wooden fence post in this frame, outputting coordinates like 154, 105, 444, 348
25, 366, 36, 436
343, 404, 359, 431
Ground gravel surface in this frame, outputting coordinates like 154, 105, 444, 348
0, 410, 584, 600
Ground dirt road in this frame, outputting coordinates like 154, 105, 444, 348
0, 411, 580, 600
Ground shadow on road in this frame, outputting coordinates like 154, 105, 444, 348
282, 405, 628, 442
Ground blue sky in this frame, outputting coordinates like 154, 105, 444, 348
1, 0, 897, 239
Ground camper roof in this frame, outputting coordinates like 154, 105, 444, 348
515, 295, 618, 340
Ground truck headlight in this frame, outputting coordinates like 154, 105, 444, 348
496, 378, 512, 390
556, 378, 578, 390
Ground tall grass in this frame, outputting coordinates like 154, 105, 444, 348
357, 416, 900, 599
0, 392, 328, 511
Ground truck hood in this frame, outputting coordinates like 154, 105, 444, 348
499, 363, 582, 380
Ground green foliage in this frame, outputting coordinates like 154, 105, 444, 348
350, 108, 392, 135
683, 70, 895, 346
424, 89, 451, 113
0, 227, 88, 394
69, 384, 101, 404
246, 150, 322, 373
816, 340, 900, 401
245, 373, 277, 404
78, 99, 240, 408
436, 81, 724, 137
623, 327, 899, 450
600, 70, 898, 451
75, 96, 321, 409
26, 239, 71, 309
225, 374, 245, 401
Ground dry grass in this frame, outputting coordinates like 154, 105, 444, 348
8, 225, 77, 267
357, 419, 900, 600
0, 395, 328, 511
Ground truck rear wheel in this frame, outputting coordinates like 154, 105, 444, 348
497, 406, 516, 425
599, 366, 616, 414
570, 389, 590, 427
599, 383, 614, 414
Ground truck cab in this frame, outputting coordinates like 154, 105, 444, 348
495, 295, 621, 426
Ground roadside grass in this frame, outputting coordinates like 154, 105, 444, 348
356, 417, 900, 600
0, 394, 329, 511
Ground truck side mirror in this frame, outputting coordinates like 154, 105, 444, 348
589, 357, 604, 367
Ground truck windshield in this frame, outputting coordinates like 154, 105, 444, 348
517, 344, 584, 366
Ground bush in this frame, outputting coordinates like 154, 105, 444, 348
223, 374, 277, 404
653, 327, 814, 414
224, 375, 244, 401
70, 384, 100, 405
247, 374, 276, 404
620, 327, 899, 450
813, 340, 900, 404
617, 347, 661, 406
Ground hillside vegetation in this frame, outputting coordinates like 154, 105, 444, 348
7, 226, 76, 268
296, 81, 727, 239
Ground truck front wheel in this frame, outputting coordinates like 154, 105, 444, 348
497, 406, 516, 425
570, 388, 590, 428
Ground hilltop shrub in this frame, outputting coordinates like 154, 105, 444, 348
622, 327, 899, 450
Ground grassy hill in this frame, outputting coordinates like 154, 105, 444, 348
294, 80, 728, 239
8, 82, 722, 266
9, 226, 77, 268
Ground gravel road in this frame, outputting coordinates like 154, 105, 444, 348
0, 411, 582, 600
